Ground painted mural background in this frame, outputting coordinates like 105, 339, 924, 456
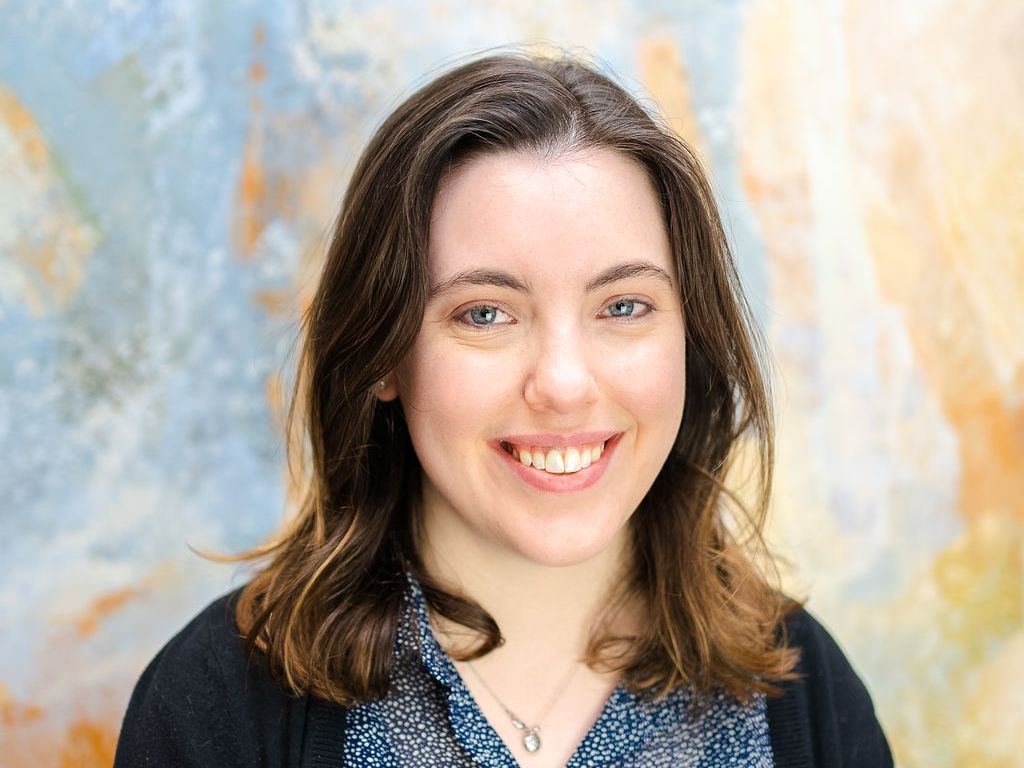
1, 1, 1020, 766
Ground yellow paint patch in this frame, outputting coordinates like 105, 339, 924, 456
931, 515, 1022, 652
959, 631, 1024, 767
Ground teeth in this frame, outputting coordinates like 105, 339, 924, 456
545, 449, 564, 474
532, 450, 545, 470
505, 440, 609, 476
564, 447, 581, 473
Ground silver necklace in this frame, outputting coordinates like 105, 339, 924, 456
464, 659, 579, 754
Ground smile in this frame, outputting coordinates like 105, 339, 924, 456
499, 440, 608, 476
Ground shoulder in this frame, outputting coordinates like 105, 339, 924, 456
766, 606, 894, 768
114, 587, 307, 767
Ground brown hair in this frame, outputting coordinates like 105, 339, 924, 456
234, 51, 799, 705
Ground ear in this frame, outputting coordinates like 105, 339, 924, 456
375, 377, 399, 402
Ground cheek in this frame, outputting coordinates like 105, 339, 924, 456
398, 341, 515, 441
602, 332, 687, 421
651, 342, 687, 408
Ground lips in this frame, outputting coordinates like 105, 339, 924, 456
493, 432, 621, 493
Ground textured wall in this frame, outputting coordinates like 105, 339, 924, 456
1, 2, 1020, 766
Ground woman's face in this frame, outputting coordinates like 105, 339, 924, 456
390, 148, 686, 568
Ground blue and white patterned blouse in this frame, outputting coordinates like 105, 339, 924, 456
342, 575, 774, 766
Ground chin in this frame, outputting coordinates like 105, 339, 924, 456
499, 514, 629, 568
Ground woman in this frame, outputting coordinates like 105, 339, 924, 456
115, 53, 892, 767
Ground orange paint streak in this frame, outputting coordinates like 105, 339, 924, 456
272, 176, 293, 214
741, 153, 767, 202
954, 399, 1024, 523
637, 37, 706, 155
3, 566, 179, 766
58, 719, 117, 768
252, 288, 292, 315
0, 86, 48, 168
1, 86, 96, 315
264, 369, 286, 430
75, 585, 142, 637
0, 684, 44, 730
738, 1, 1024, 764
236, 121, 267, 254
1, 691, 119, 768
845, 0, 1024, 529
862, 154, 1024, 522
234, 17, 270, 258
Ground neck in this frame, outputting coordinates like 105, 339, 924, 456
416, 502, 635, 663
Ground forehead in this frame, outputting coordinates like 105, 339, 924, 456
427, 149, 673, 285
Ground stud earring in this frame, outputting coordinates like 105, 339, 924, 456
378, 380, 386, 389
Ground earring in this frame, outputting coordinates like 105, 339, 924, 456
378, 380, 386, 389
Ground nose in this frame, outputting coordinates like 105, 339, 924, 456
523, 324, 599, 414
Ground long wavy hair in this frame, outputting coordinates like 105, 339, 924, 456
235, 51, 799, 705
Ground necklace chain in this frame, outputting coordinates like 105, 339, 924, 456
464, 658, 579, 754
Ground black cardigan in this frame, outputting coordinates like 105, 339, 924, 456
114, 590, 893, 767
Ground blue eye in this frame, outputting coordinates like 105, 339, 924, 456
469, 306, 499, 324
601, 298, 653, 320
607, 299, 637, 317
459, 305, 512, 327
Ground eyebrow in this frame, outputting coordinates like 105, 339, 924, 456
428, 261, 674, 298
429, 269, 530, 298
584, 262, 674, 292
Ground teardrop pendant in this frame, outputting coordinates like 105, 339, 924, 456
523, 729, 541, 753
